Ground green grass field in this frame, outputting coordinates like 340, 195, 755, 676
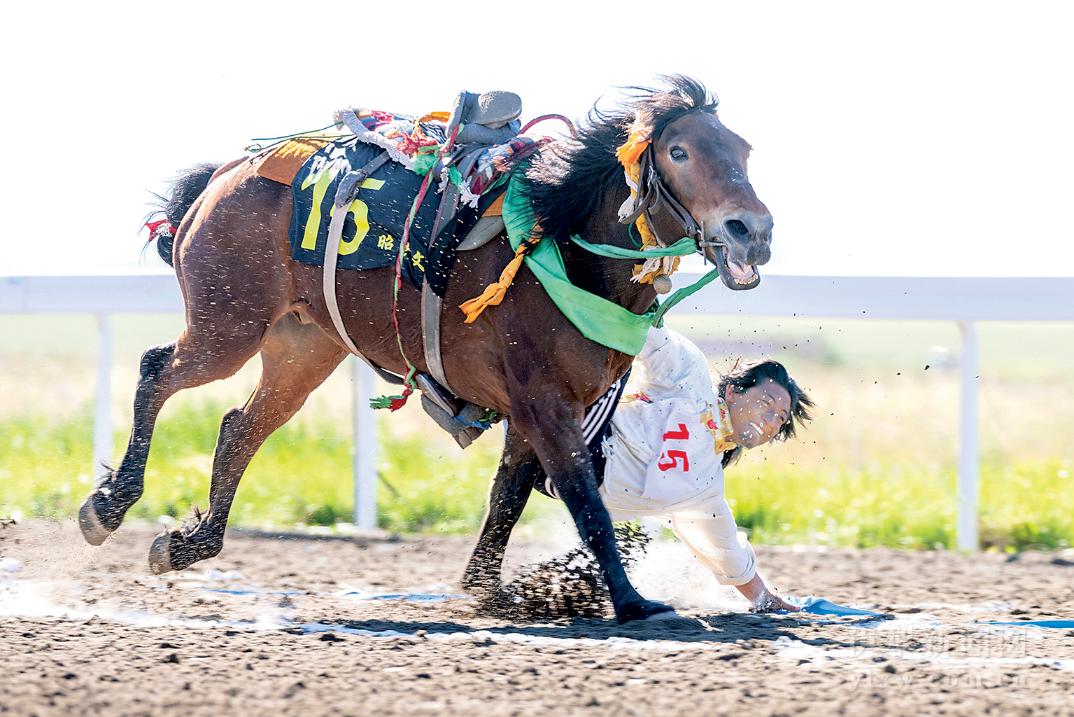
1, 314, 1071, 550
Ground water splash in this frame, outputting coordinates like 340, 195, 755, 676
630, 539, 745, 612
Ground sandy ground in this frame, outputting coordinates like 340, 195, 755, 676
2, 519, 1074, 717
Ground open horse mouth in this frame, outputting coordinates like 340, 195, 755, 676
712, 244, 761, 291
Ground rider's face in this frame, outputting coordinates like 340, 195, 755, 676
725, 379, 792, 449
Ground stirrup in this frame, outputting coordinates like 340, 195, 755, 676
415, 373, 458, 415
415, 373, 496, 449
420, 396, 485, 449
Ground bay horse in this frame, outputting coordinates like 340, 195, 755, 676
78, 76, 773, 623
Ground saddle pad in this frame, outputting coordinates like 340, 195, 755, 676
288, 137, 504, 295
253, 137, 335, 186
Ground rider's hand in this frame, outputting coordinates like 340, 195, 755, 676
750, 590, 800, 614
735, 573, 800, 613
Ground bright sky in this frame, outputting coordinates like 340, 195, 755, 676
2, 0, 1072, 276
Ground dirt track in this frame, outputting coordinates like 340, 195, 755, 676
2, 519, 1073, 716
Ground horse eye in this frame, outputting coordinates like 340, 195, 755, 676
669, 146, 688, 161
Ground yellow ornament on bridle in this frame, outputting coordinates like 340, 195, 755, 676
615, 130, 681, 288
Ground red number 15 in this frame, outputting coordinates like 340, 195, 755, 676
658, 423, 690, 472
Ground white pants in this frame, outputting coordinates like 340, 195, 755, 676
600, 469, 757, 586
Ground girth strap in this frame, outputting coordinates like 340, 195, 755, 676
421, 280, 452, 394
323, 151, 391, 359
420, 179, 462, 394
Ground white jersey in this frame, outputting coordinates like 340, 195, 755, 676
599, 327, 757, 586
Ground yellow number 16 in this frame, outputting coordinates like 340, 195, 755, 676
300, 171, 385, 256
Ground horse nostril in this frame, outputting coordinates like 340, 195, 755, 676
724, 219, 750, 240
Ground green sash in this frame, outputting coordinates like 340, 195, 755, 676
501, 177, 715, 355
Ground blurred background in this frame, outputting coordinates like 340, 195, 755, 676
1, 0, 1072, 550
2, 312, 1071, 551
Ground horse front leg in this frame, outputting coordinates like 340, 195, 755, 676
508, 391, 674, 623
462, 425, 539, 595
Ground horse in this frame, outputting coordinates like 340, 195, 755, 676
78, 76, 773, 623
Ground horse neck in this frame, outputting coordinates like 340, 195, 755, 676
558, 188, 657, 316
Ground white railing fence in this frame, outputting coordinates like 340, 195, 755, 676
4, 272, 1074, 549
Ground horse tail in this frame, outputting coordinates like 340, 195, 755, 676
146, 162, 222, 267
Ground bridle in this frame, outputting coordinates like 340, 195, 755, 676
616, 138, 725, 257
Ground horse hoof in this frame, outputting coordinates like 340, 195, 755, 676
148, 532, 174, 575
77, 496, 112, 546
616, 599, 677, 624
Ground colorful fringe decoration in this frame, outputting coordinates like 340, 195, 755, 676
370, 125, 463, 412
706, 397, 739, 453
145, 218, 176, 240
369, 386, 414, 412
615, 128, 681, 284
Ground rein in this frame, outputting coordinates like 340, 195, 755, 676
568, 235, 719, 328
618, 144, 706, 248
612, 111, 727, 291
576, 114, 725, 324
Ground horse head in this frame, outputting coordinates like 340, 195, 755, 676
626, 77, 773, 291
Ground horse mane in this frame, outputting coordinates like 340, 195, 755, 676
523, 75, 718, 240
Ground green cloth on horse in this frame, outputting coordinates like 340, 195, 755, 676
500, 177, 707, 356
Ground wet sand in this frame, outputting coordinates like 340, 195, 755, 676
2, 519, 1073, 716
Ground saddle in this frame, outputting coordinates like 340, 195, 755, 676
257, 90, 532, 448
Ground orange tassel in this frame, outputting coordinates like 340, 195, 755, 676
459, 243, 531, 323
615, 130, 651, 166
416, 111, 451, 124
617, 127, 682, 283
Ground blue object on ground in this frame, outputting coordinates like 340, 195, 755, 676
201, 587, 301, 597
789, 596, 886, 617
368, 593, 461, 602
343, 592, 467, 603
984, 620, 1074, 629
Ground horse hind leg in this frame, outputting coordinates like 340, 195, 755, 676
149, 314, 346, 574
78, 326, 265, 545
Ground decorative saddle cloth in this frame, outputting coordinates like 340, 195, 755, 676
247, 96, 550, 449
284, 135, 504, 296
